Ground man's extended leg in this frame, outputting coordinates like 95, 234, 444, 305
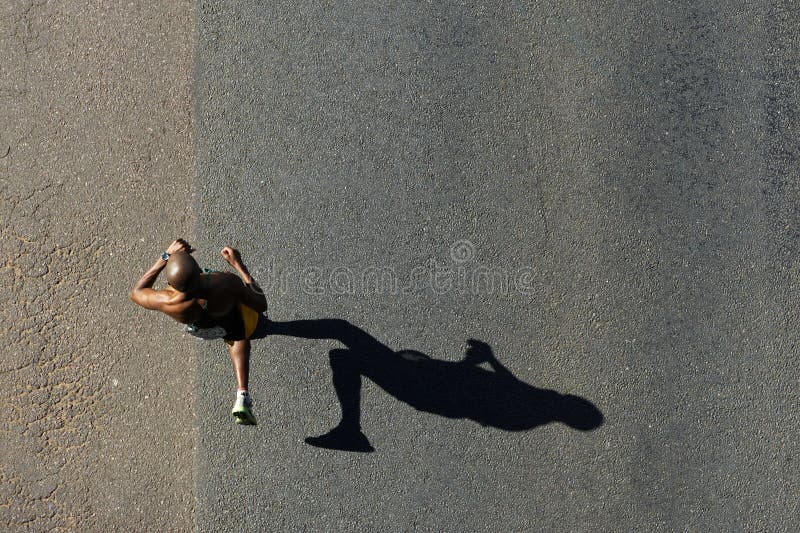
228, 339, 257, 425
228, 339, 251, 390
329, 348, 361, 431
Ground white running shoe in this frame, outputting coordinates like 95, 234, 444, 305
231, 392, 257, 425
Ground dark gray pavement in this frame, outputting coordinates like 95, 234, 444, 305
194, 1, 800, 531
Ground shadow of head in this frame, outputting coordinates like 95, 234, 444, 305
555, 394, 604, 431
463, 338, 493, 365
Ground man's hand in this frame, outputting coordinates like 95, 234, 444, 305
167, 238, 195, 255
221, 246, 242, 267
220, 246, 267, 312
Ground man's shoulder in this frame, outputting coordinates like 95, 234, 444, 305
131, 286, 180, 311
155, 288, 185, 306
159, 291, 200, 319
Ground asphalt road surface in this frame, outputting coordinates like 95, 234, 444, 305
3, 0, 799, 531
195, 1, 798, 531
2, 1, 194, 530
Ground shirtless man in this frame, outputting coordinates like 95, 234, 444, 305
129, 238, 267, 425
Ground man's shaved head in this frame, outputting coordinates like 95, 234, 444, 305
165, 252, 200, 292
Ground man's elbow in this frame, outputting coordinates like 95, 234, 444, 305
245, 284, 267, 312
129, 289, 140, 305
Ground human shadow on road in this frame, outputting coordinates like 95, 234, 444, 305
263, 318, 604, 452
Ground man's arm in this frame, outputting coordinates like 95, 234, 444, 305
221, 246, 268, 312
129, 257, 171, 310
130, 239, 192, 310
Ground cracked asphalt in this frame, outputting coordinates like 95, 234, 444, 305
3, 0, 800, 531
1, 1, 194, 530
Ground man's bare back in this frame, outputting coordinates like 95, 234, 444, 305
159, 270, 260, 324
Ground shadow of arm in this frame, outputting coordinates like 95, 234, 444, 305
266, 319, 389, 353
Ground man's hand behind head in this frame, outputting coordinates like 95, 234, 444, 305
167, 238, 195, 255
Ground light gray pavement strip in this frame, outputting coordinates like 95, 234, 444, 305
196, 1, 799, 531
1, 1, 194, 530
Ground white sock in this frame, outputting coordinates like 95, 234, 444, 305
237, 389, 249, 398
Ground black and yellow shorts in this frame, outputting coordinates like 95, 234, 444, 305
223, 303, 264, 346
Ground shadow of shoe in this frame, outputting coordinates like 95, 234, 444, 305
305, 424, 375, 453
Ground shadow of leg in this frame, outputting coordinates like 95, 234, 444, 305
305, 349, 375, 453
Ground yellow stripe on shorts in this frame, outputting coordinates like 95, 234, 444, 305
224, 304, 260, 347
240, 303, 259, 339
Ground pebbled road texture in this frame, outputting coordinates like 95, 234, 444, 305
196, 1, 798, 531
1, 1, 194, 530
3, 0, 799, 531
